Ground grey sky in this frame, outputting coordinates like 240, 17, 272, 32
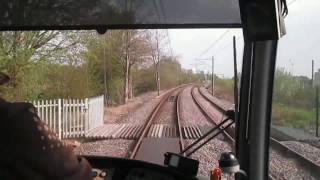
168, 0, 320, 78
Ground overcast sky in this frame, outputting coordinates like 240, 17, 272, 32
168, 0, 320, 78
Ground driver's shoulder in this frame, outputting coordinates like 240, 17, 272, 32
0, 98, 36, 121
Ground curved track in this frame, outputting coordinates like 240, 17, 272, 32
129, 85, 186, 159
196, 85, 320, 179
191, 86, 234, 144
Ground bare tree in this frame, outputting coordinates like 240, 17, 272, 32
116, 30, 150, 103
145, 30, 168, 95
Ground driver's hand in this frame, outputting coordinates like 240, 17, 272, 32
0, 98, 92, 180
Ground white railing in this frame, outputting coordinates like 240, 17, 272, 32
62, 99, 88, 138
32, 99, 62, 138
30, 95, 104, 139
88, 95, 104, 130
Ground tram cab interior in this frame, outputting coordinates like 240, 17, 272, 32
0, 0, 288, 180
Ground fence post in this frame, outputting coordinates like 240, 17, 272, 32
58, 99, 62, 139
85, 98, 89, 133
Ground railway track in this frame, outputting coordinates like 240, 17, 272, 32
129, 85, 186, 161
197, 86, 320, 179
80, 84, 320, 179
191, 86, 234, 144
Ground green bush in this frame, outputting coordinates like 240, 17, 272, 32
272, 103, 314, 129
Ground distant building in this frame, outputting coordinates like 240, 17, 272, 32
314, 69, 320, 86
296, 76, 310, 89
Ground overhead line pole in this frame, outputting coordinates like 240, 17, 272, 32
316, 85, 319, 137
212, 56, 214, 95
196, 57, 215, 95
312, 60, 314, 87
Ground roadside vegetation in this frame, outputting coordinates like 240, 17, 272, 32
216, 68, 316, 130
0, 30, 202, 105
272, 68, 315, 129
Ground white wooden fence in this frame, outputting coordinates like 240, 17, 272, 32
30, 95, 104, 139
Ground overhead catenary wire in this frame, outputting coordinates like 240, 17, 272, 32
197, 30, 230, 58
196, 0, 296, 59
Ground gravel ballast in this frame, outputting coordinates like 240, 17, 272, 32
74, 140, 134, 158
269, 149, 317, 180
185, 139, 233, 179
180, 86, 212, 127
154, 89, 181, 124
281, 141, 320, 166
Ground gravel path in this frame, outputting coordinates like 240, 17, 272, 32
185, 139, 233, 179
116, 96, 161, 124
105, 91, 161, 123
281, 141, 320, 166
179, 86, 212, 126
269, 149, 316, 180
74, 140, 134, 158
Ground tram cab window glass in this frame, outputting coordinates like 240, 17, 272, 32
270, 0, 320, 179
0, 28, 242, 178
0, 0, 241, 29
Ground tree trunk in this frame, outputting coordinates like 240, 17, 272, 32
124, 53, 130, 104
156, 62, 160, 96
156, 31, 160, 95
124, 31, 130, 104
128, 68, 133, 99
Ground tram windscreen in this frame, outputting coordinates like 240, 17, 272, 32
0, 0, 241, 30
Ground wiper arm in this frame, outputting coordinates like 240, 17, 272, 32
180, 110, 235, 157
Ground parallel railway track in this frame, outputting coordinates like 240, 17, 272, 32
196, 86, 320, 179
191, 86, 234, 144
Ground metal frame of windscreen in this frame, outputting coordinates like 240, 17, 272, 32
0, 0, 285, 180
0, 0, 242, 31
235, 0, 283, 180
236, 40, 278, 180
0, 24, 241, 31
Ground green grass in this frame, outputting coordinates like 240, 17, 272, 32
272, 103, 314, 129
214, 76, 316, 129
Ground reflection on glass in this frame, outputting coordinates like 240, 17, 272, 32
0, 0, 241, 28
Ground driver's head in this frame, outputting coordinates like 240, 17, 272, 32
0, 72, 10, 85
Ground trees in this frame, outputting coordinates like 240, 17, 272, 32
145, 30, 168, 95
0, 31, 85, 100
0, 30, 201, 104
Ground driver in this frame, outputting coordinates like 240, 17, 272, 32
0, 72, 92, 180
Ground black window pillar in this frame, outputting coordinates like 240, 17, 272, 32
236, 0, 285, 179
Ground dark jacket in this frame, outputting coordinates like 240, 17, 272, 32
0, 98, 92, 180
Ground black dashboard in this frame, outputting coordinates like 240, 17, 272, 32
82, 155, 199, 180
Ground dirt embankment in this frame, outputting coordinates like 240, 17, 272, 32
207, 85, 234, 103
104, 90, 165, 123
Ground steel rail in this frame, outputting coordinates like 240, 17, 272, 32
195, 86, 276, 179
190, 86, 234, 144
197, 86, 230, 113
270, 138, 320, 179
198, 85, 320, 179
176, 88, 185, 155
129, 85, 187, 159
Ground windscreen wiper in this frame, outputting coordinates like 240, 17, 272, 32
180, 110, 235, 157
